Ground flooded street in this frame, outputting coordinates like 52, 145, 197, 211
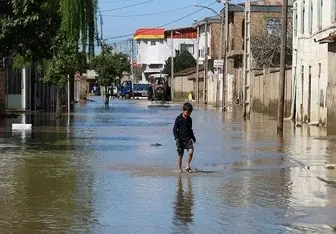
0, 96, 336, 233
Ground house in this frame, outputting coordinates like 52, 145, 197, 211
193, 1, 292, 107
133, 27, 197, 82
193, 16, 221, 104
226, 1, 293, 110
292, 0, 336, 130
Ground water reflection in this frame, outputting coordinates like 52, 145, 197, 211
172, 175, 194, 232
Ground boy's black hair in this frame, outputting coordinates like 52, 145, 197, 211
183, 102, 193, 112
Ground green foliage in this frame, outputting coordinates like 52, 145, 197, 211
59, 0, 98, 56
91, 43, 130, 87
163, 50, 196, 77
0, 0, 61, 60
42, 34, 79, 87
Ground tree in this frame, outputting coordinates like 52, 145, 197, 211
251, 16, 292, 68
163, 50, 196, 77
59, 0, 98, 61
0, 0, 61, 60
0, 0, 98, 119
42, 34, 79, 118
90, 43, 130, 105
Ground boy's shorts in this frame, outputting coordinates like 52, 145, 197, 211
176, 139, 194, 157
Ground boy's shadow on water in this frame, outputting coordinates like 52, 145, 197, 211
172, 175, 194, 232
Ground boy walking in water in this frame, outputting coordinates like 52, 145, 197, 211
173, 102, 196, 173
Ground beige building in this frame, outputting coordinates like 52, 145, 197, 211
292, 0, 336, 130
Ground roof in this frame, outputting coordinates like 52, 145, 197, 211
175, 66, 204, 76
315, 32, 336, 44
250, 0, 294, 5
193, 16, 221, 27
134, 28, 165, 40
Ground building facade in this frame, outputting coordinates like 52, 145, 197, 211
194, 16, 222, 103
292, 0, 336, 128
134, 27, 197, 81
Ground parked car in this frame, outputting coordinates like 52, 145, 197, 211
133, 84, 150, 98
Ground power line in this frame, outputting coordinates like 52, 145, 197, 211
104, 1, 216, 40
100, 0, 145, 3
101, 0, 211, 18
101, 0, 155, 12
102, 6, 191, 17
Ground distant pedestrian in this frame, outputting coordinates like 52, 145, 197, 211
173, 102, 197, 173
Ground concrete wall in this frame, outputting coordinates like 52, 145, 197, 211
251, 68, 292, 117
292, 0, 336, 126
326, 43, 336, 132
0, 71, 4, 116
6, 95, 21, 110
174, 75, 194, 98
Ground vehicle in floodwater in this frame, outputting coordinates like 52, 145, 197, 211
148, 73, 171, 101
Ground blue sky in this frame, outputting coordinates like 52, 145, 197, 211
98, 0, 239, 43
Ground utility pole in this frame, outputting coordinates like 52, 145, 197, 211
216, 7, 224, 108
131, 39, 134, 84
171, 31, 175, 101
204, 22, 208, 104
277, 0, 288, 134
222, 0, 228, 111
196, 25, 200, 103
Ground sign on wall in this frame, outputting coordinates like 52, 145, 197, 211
214, 59, 224, 68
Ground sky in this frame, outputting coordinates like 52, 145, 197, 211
98, 0, 242, 43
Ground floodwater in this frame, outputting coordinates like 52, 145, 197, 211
0, 97, 336, 233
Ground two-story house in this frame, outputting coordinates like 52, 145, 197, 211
133, 27, 197, 82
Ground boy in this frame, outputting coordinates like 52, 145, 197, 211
173, 102, 197, 173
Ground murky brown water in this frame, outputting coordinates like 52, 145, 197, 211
0, 97, 336, 233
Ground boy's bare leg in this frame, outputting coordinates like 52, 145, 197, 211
178, 156, 183, 172
187, 151, 193, 169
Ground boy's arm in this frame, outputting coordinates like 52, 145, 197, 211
173, 118, 179, 140
190, 118, 196, 143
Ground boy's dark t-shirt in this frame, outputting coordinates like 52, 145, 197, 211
173, 113, 196, 142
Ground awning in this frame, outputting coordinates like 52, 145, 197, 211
315, 32, 336, 44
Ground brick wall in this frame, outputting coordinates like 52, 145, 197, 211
0, 70, 5, 116
210, 23, 222, 59
230, 12, 245, 52
228, 11, 287, 53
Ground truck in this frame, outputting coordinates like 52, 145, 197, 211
117, 80, 133, 99
117, 80, 150, 99
147, 74, 171, 101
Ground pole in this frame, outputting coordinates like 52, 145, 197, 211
216, 4, 224, 108
171, 31, 175, 101
222, 0, 228, 111
67, 74, 70, 114
196, 26, 200, 103
277, 0, 288, 134
204, 22, 208, 104
131, 39, 134, 83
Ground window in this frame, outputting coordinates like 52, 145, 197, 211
332, 0, 336, 22
180, 44, 194, 54
308, 0, 313, 34
148, 64, 162, 69
294, 5, 298, 36
317, 0, 322, 29
266, 18, 281, 36
150, 41, 156, 46
301, 2, 305, 34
